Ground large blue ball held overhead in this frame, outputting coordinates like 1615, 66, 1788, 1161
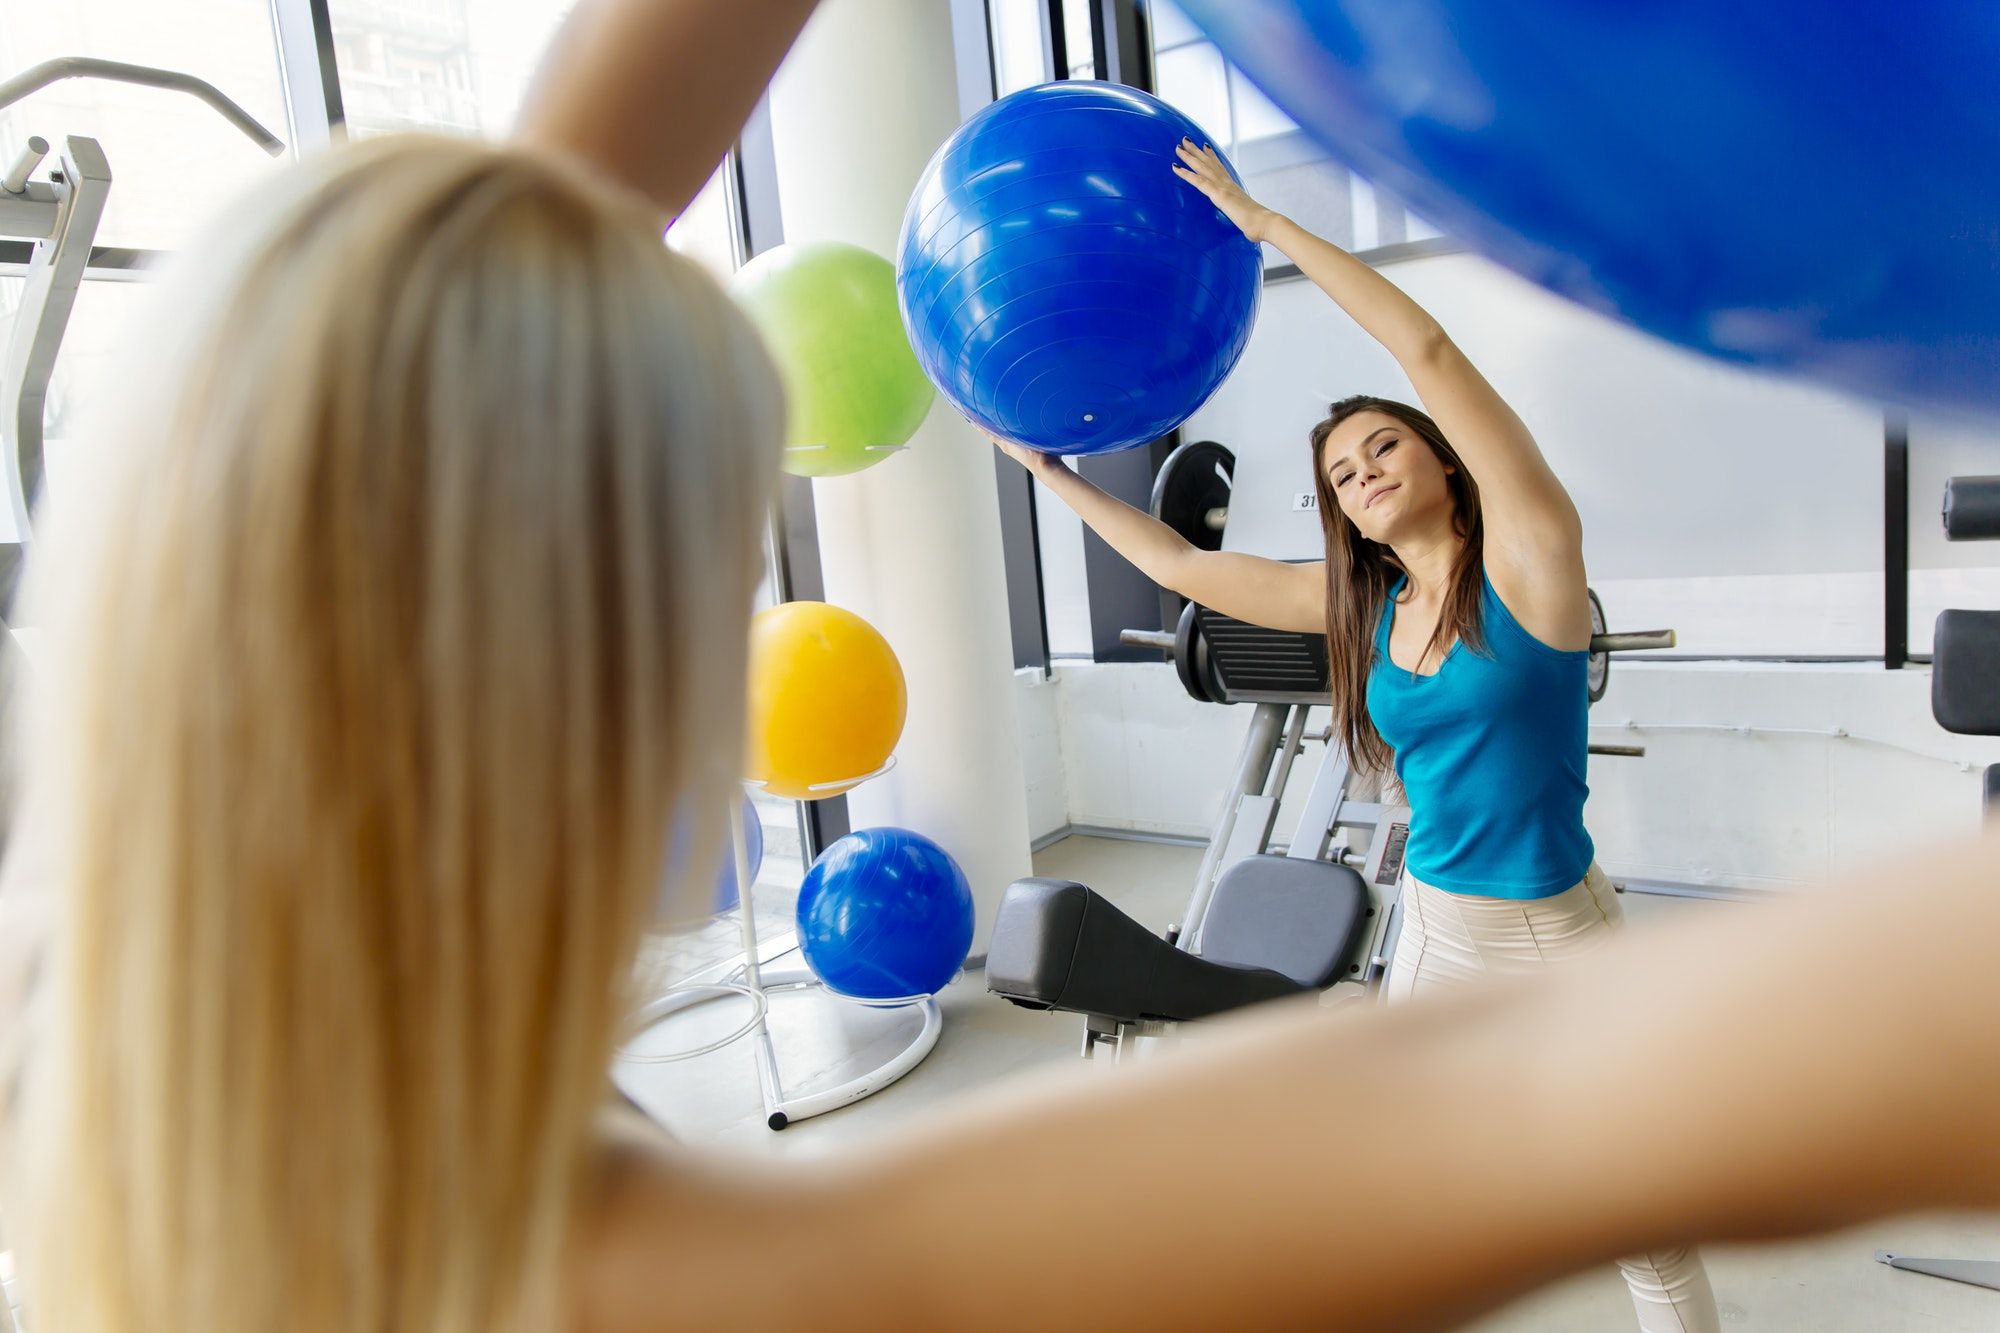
795, 827, 975, 1003
1176, 1, 2000, 416
897, 81, 1263, 455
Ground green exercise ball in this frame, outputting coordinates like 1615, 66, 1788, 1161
729, 240, 935, 478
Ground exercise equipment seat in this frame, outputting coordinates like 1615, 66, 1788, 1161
987, 855, 1370, 1023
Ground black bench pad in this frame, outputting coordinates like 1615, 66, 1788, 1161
985, 857, 1371, 1024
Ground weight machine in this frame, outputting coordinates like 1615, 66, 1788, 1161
0, 58, 284, 615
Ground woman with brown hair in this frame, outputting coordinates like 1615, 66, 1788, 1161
998, 141, 1722, 1331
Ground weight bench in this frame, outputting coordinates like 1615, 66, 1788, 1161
989, 849, 1384, 1056
984, 605, 1415, 1056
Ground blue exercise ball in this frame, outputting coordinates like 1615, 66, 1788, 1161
796, 827, 975, 1002
658, 796, 764, 921
1176, 1, 2000, 415
897, 81, 1262, 455
711, 797, 765, 916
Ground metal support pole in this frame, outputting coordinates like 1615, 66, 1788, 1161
1178, 701, 1287, 948
1, 137, 48, 195
1876, 1252, 2000, 1294
0, 136, 111, 562
0, 58, 285, 155
1088, 0, 1156, 89
268, 0, 345, 150
1884, 414, 1909, 669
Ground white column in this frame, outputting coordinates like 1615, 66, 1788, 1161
768, 0, 1032, 950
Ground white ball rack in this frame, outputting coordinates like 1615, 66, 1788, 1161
625, 759, 943, 1130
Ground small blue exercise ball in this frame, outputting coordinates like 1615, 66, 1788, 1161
796, 827, 975, 1002
658, 797, 764, 922
897, 81, 1262, 455
1176, 0, 2000, 415
711, 797, 765, 915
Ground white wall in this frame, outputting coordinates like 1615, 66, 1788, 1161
1585, 662, 1990, 890
1013, 667, 1070, 841
1040, 661, 1248, 838
1019, 659, 1996, 893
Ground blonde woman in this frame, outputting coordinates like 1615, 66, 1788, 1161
1, 3, 1996, 1331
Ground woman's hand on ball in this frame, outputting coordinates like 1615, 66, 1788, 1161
982, 427, 1049, 472
1173, 140, 1276, 244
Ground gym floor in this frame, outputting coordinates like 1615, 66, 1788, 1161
617, 836, 2000, 1332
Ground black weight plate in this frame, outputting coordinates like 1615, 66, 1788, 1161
1196, 610, 1231, 705
1174, 599, 1212, 703
1587, 587, 1608, 704
1150, 439, 1235, 552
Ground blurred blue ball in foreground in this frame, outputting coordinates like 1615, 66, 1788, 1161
1177, 0, 2000, 415
897, 81, 1262, 455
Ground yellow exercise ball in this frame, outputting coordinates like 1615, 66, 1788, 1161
746, 601, 907, 800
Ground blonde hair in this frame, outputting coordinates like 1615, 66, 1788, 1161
2, 134, 782, 1332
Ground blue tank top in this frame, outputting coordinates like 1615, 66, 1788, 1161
1366, 570, 1594, 899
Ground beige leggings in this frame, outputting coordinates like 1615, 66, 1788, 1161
1385, 866, 1722, 1333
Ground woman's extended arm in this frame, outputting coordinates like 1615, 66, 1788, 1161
585, 832, 2000, 1332
997, 436, 1324, 634
515, 0, 820, 218
1173, 144, 1583, 595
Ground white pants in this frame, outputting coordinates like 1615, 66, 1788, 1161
1385, 866, 1722, 1333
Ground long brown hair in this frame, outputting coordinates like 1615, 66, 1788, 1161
1310, 395, 1484, 773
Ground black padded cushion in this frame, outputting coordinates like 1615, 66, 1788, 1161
986, 878, 1305, 1023
1943, 475, 2000, 542
1934, 609, 2000, 735
1198, 855, 1371, 987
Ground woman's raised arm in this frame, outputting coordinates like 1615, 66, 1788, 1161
516, 0, 820, 218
